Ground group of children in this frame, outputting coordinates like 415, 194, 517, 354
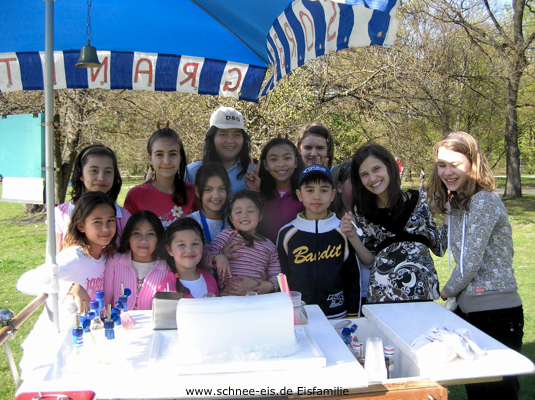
37, 108, 347, 321
19, 104, 523, 399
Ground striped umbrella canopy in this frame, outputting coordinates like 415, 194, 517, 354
1, 0, 400, 102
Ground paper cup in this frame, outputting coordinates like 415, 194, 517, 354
290, 291, 301, 307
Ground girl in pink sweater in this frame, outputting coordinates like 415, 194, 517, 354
158, 218, 219, 298
104, 210, 167, 310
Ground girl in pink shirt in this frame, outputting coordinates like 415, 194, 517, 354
203, 190, 280, 295
104, 210, 168, 310
55, 144, 130, 253
158, 218, 219, 298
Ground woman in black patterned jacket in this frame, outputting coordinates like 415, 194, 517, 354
350, 144, 447, 303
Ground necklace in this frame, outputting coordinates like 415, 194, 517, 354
377, 199, 389, 209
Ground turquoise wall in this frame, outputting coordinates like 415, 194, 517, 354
0, 113, 45, 178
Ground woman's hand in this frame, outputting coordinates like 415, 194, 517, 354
245, 157, 261, 190
340, 212, 358, 238
214, 254, 233, 280
221, 230, 244, 260
429, 197, 441, 215
69, 283, 91, 314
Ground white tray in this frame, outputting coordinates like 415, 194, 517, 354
149, 325, 326, 374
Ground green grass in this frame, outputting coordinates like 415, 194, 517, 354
495, 176, 535, 189
402, 175, 535, 190
1, 185, 534, 399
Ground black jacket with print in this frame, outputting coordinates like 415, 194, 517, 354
277, 212, 360, 318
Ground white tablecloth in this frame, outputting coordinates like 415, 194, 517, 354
17, 305, 367, 399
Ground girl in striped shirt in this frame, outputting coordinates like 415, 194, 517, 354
203, 190, 280, 295
104, 210, 168, 310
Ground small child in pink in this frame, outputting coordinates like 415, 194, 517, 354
203, 190, 280, 295
104, 210, 168, 310
157, 218, 219, 298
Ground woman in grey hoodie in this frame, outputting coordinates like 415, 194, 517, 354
428, 131, 524, 400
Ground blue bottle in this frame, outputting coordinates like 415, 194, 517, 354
89, 300, 104, 330
95, 290, 107, 319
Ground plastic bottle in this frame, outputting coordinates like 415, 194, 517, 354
95, 290, 107, 319
64, 315, 90, 373
341, 327, 353, 353
96, 305, 120, 365
117, 283, 135, 330
79, 302, 97, 353
89, 300, 104, 330
384, 345, 395, 379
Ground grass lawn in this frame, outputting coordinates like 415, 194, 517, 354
1, 182, 534, 399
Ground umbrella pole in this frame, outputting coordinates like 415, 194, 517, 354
44, 0, 59, 335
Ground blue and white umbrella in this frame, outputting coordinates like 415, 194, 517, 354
1, 0, 399, 102
0, 0, 400, 333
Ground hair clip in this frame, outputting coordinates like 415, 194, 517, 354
175, 273, 180, 279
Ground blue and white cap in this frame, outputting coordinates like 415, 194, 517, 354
298, 164, 333, 186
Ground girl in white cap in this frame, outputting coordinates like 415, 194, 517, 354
186, 106, 254, 196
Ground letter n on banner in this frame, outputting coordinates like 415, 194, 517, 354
88, 51, 111, 90
219, 63, 248, 99
0, 53, 22, 92
132, 52, 157, 91
176, 56, 205, 95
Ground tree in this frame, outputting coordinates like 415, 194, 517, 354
420, 0, 535, 197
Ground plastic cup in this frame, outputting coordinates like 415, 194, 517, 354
364, 337, 387, 382
290, 291, 301, 307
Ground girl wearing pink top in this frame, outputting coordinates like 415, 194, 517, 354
55, 144, 130, 252
157, 218, 219, 298
203, 190, 280, 295
104, 211, 168, 310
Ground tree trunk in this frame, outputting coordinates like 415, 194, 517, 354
503, 75, 522, 198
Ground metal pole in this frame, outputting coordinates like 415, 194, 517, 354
3, 341, 22, 388
45, 0, 59, 335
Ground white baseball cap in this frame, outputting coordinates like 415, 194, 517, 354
209, 106, 246, 131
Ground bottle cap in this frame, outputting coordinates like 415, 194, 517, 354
95, 291, 105, 299
384, 345, 395, 352
89, 300, 99, 310
72, 327, 83, 338
104, 320, 115, 330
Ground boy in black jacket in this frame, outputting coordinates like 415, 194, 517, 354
277, 164, 360, 318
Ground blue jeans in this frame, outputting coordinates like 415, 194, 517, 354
455, 305, 524, 400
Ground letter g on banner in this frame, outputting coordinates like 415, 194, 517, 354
220, 62, 247, 99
